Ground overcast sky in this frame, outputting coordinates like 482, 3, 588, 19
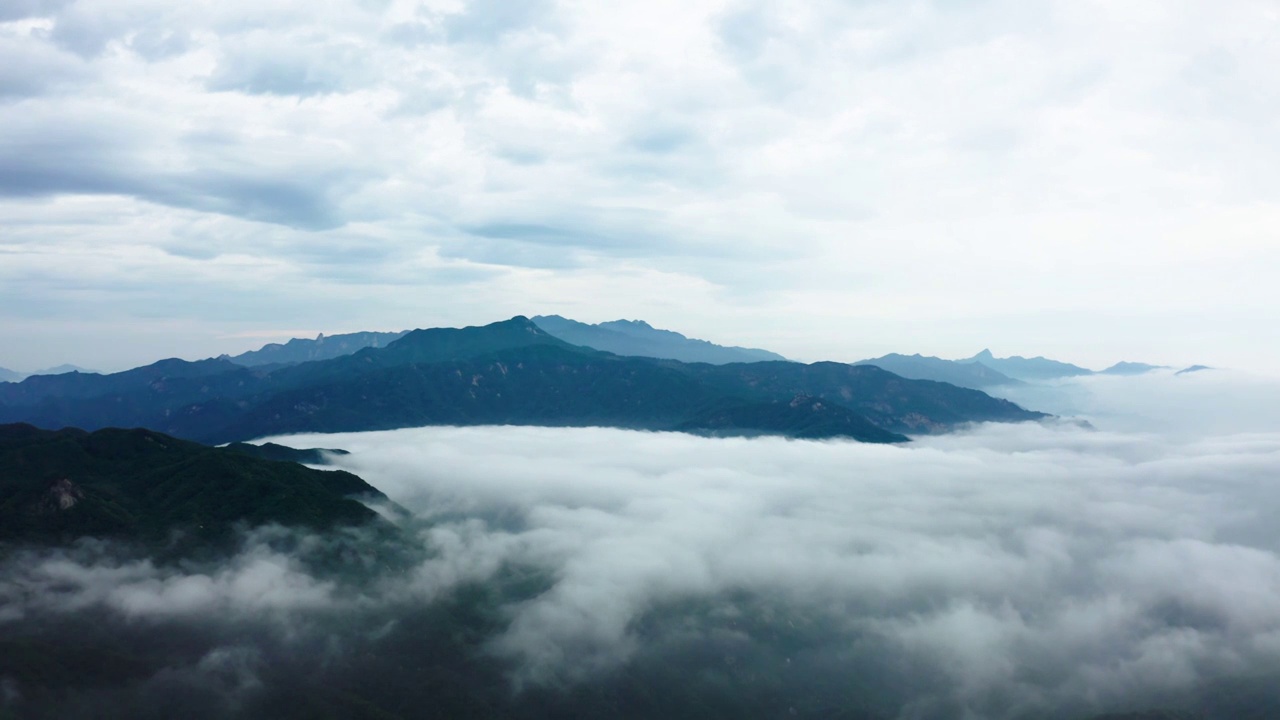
2, 0, 1277, 373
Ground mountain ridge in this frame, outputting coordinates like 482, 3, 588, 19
532, 314, 787, 364
0, 318, 1047, 445
227, 329, 409, 367
854, 353, 1020, 390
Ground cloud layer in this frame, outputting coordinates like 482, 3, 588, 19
5, 373, 1280, 718
2, 1, 1279, 371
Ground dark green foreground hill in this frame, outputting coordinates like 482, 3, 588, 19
0, 423, 387, 547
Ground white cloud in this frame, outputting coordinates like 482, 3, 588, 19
230, 373, 1280, 713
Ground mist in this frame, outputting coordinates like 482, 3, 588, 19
5, 372, 1280, 719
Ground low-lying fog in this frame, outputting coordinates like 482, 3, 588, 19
5, 370, 1280, 719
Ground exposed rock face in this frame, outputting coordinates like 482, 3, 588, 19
42, 478, 84, 512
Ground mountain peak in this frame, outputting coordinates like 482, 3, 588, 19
504, 315, 540, 329
373, 316, 575, 365
615, 319, 653, 329
975, 349, 995, 360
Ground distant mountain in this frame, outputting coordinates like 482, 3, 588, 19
532, 315, 787, 364
0, 423, 388, 547
855, 353, 1019, 390
0, 356, 262, 408
1101, 362, 1168, 376
33, 364, 97, 376
228, 330, 409, 366
958, 349, 1095, 381
0, 365, 97, 382
0, 317, 1046, 444
1176, 365, 1213, 375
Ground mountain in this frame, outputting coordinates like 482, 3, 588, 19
0, 424, 388, 547
676, 395, 908, 442
672, 360, 1041, 434
854, 353, 1019, 389
227, 329, 409, 366
0, 366, 22, 382
958, 349, 1095, 381
225, 441, 350, 465
532, 315, 787, 364
1101, 361, 1168, 375
1177, 365, 1213, 375
0, 317, 1046, 444
0, 357, 269, 433
33, 364, 97, 376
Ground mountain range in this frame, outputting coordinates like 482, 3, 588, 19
6, 318, 1189, 395
957, 349, 1095, 381
217, 316, 781, 370
854, 349, 1184, 390
0, 317, 1045, 445
855, 353, 1020, 389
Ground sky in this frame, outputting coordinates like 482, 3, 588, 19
2, 0, 1278, 373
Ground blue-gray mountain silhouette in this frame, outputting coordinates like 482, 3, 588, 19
227, 330, 409, 366
1101, 362, 1169, 375
958, 349, 1094, 381
854, 353, 1019, 389
532, 315, 786, 364
0, 317, 1043, 444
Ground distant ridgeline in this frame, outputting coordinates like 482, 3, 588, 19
0, 423, 390, 548
225, 330, 410, 366
0, 364, 97, 383
854, 349, 1191, 391
530, 315, 787, 364
224, 316, 785, 367
0, 317, 1046, 445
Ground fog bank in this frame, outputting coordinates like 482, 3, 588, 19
5, 371, 1280, 718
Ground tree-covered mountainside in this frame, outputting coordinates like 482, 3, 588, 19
0, 318, 1046, 444
0, 424, 388, 547
224, 441, 349, 465
676, 395, 909, 442
855, 353, 1019, 389
532, 314, 787, 364
672, 360, 1039, 434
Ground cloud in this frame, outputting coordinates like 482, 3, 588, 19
990, 369, 1280, 437
5, 0, 1280, 370
0, 0, 72, 23
7, 373, 1280, 717
0, 33, 90, 98
207, 32, 377, 96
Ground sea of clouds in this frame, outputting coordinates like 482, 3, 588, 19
4, 369, 1280, 719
